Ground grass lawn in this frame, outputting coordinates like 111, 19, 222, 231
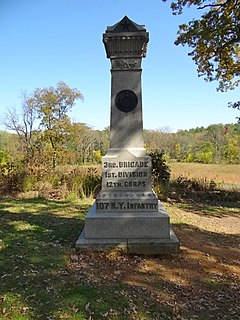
0, 196, 239, 320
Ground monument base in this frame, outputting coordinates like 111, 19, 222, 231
76, 202, 180, 255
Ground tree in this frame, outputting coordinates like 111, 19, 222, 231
93, 127, 110, 156
223, 136, 240, 162
67, 123, 95, 164
166, 0, 240, 117
30, 82, 83, 169
229, 100, 240, 123
4, 82, 83, 169
4, 92, 38, 163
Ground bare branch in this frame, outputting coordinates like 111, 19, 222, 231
197, 0, 233, 10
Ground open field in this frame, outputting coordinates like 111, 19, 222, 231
169, 162, 240, 188
0, 196, 239, 320
68, 162, 240, 187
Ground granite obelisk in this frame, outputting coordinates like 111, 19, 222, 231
76, 16, 179, 254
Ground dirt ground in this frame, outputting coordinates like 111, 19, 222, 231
69, 200, 240, 319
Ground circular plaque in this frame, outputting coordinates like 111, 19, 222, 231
115, 90, 138, 113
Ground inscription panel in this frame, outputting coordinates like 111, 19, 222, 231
96, 154, 158, 213
101, 159, 151, 191
103, 160, 149, 168
96, 201, 158, 212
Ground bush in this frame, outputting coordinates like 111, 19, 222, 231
59, 167, 101, 199
169, 175, 217, 198
148, 150, 171, 200
0, 160, 103, 200
0, 161, 26, 195
22, 174, 37, 192
149, 150, 171, 186
37, 181, 55, 198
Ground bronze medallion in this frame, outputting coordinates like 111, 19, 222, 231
115, 90, 138, 113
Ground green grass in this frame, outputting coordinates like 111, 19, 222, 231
0, 198, 112, 319
0, 198, 88, 319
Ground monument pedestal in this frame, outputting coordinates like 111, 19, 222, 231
76, 202, 179, 254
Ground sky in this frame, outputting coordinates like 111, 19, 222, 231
0, 0, 239, 132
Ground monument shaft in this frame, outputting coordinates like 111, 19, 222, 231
110, 67, 144, 148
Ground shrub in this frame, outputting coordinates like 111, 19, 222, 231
0, 161, 26, 195
0, 150, 13, 166
170, 175, 217, 196
37, 181, 54, 198
149, 150, 171, 186
22, 174, 37, 192
93, 150, 102, 164
59, 167, 101, 199
148, 150, 171, 200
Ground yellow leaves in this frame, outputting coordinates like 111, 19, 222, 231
93, 150, 102, 163
0, 239, 5, 251
179, 23, 188, 31
235, 45, 240, 60
8, 221, 38, 231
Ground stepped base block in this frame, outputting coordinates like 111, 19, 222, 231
76, 202, 180, 254
76, 228, 179, 254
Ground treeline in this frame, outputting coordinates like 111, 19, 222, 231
144, 123, 240, 164
0, 124, 109, 168
1, 123, 240, 170
1, 82, 239, 171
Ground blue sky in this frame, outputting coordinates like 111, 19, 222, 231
0, 0, 239, 132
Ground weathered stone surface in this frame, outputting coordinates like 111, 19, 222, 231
109, 69, 144, 149
76, 16, 180, 255
101, 151, 152, 192
76, 230, 128, 252
103, 16, 148, 59
84, 202, 170, 239
127, 229, 180, 254
76, 228, 179, 255
76, 201, 180, 254
103, 17, 148, 150
96, 147, 159, 214
96, 192, 158, 213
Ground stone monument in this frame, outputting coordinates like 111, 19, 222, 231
76, 16, 180, 254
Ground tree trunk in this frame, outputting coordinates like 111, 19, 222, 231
52, 150, 57, 171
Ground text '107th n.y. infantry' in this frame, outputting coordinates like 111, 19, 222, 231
96, 201, 158, 211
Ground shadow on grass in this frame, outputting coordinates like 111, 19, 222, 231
0, 198, 239, 319
0, 198, 148, 319
171, 189, 240, 218
0, 198, 90, 319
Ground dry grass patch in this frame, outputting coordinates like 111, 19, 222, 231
169, 162, 240, 187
